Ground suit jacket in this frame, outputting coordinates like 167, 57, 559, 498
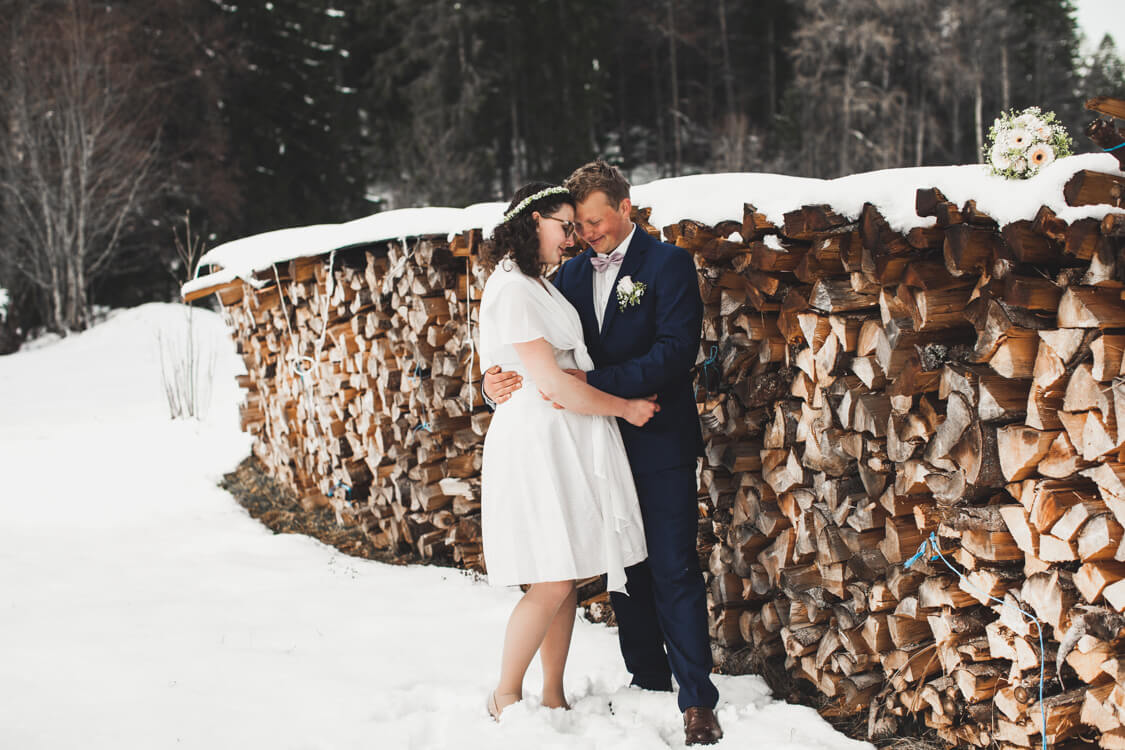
554, 224, 705, 474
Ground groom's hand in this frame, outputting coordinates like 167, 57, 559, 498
483, 365, 522, 404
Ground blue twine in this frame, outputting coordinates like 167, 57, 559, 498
696, 345, 721, 398
906, 532, 1046, 750
1104, 142, 1125, 152
902, 542, 929, 569
333, 481, 351, 499
413, 421, 432, 433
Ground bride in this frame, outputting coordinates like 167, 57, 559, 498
479, 182, 656, 719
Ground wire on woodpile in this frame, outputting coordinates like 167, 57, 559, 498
907, 532, 1048, 750
464, 254, 477, 412
269, 250, 338, 440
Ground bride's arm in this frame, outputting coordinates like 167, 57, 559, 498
512, 338, 656, 426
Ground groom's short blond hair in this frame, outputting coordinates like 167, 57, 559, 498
565, 160, 631, 208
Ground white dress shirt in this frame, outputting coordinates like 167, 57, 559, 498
593, 224, 636, 331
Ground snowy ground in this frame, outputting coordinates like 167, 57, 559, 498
0, 304, 873, 750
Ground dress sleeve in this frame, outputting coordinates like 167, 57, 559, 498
487, 280, 555, 347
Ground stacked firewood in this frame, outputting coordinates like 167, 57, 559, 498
192, 97, 1125, 749
204, 177, 1125, 746
686, 167, 1125, 748
209, 231, 492, 571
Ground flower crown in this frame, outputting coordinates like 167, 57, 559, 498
502, 186, 570, 223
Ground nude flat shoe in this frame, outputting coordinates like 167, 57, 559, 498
487, 691, 520, 721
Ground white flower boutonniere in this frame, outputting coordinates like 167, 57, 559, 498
616, 275, 646, 312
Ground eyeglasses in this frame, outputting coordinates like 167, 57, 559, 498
541, 215, 577, 238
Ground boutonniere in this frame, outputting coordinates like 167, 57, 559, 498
616, 275, 646, 312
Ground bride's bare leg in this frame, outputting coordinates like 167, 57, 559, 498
495, 580, 577, 712
540, 584, 578, 709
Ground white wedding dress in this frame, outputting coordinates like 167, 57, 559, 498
478, 263, 647, 593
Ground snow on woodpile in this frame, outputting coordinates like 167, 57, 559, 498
185, 153, 1125, 750
184, 154, 1124, 299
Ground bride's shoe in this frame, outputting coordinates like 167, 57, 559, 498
487, 691, 520, 721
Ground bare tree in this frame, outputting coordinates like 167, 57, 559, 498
0, 1, 163, 333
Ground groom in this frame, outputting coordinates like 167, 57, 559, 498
483, 160, 721, 745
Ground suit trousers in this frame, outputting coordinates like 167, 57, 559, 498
609, 463, 719, 712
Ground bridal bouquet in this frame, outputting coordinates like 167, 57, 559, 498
985, 106, 1073, 179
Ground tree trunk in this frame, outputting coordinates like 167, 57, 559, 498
974, 70, 983, 162
841, 62, 853, 176
718, 0, 736, 115
952, 92, 962, 162
652, 36, 666, 175
767, 15, 777, 123
915, 96, 925, 167
1001, 43, 1010, 112
509, 94, 520, 189
668, 0, 682, 177
66, 252, 81, 331
616, 0, 628, 165
50, 265, 64, 335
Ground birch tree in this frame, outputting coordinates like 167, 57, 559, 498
0, 1, 163, 332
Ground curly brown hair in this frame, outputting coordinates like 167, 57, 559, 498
484, 182, 575, 277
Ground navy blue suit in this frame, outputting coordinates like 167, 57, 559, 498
554, 225, 718, 712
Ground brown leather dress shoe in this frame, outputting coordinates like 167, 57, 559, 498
683, 707, 723, 745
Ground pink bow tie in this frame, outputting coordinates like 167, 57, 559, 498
590, 250, 624, 273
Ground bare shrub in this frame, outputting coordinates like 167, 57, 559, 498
158, 215, 215, 420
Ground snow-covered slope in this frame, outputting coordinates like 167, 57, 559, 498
0, 304, 871, 749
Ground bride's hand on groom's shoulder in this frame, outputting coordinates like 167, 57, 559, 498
483, 365, 522, 403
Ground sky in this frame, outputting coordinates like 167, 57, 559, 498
1074, 0, 1125, 53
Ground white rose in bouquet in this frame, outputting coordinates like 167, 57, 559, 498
990, 144, 1012, 171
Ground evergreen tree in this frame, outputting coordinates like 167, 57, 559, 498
218, 0, 367, 233
1083, 34, 1125, 100
356, 0, 502, 207
96, 0, 244, 308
